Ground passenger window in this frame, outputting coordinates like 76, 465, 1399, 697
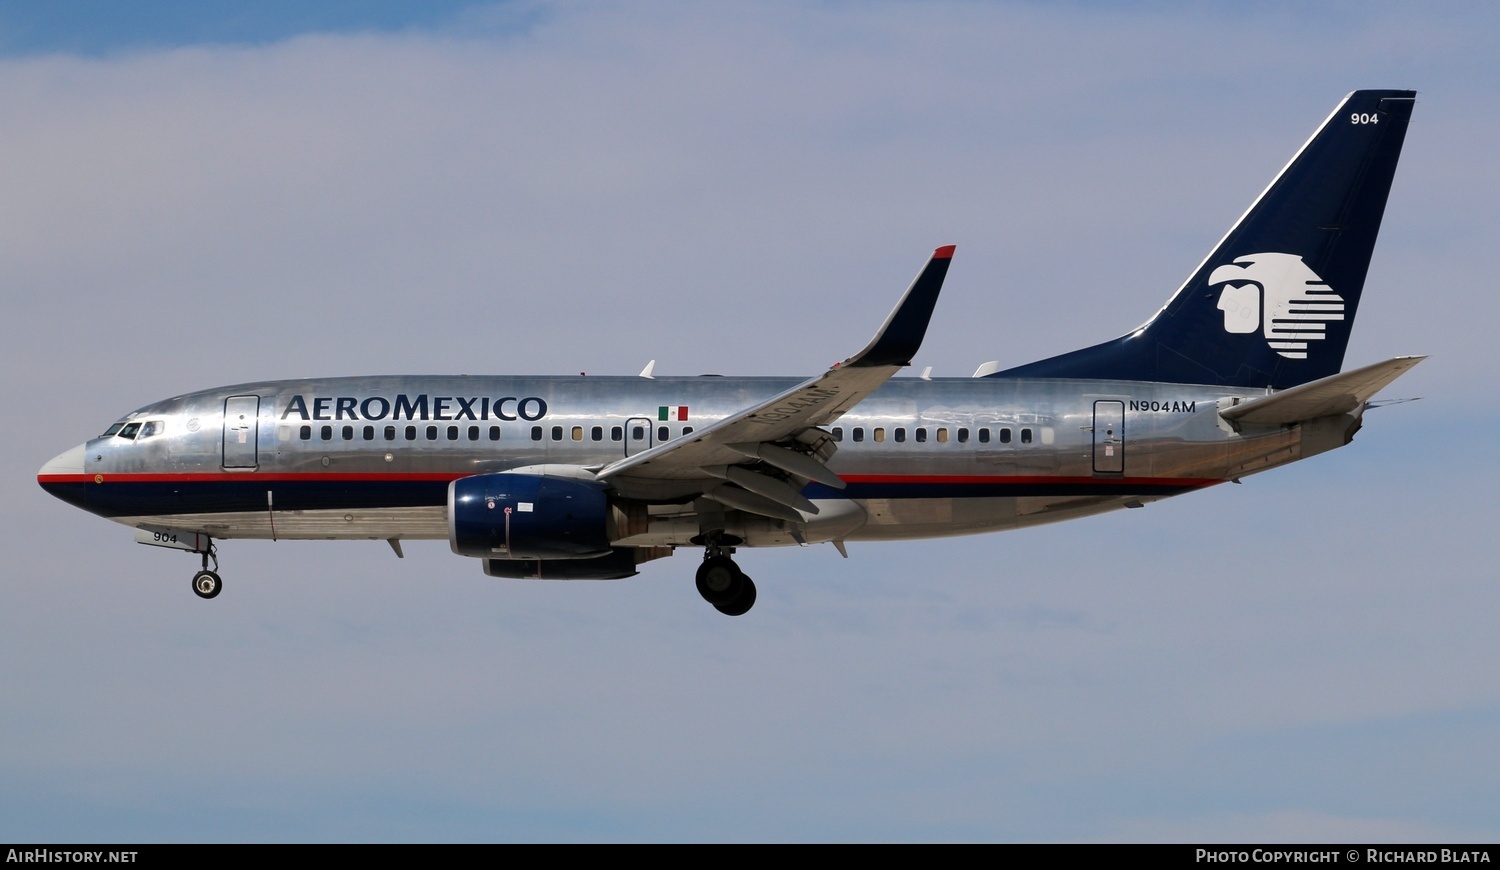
572, 426, 584, 441
978, 428, 990, 444
611, 426, 623, 442
300, 425, 312, 440
488, 426, 500, 441
531, 426, 543, 441
405, 425, 417, 441
118, 422, 141, 440
915, 428, 927, 443
426, 426, 438, 441
873, 427, 886, 443
1000, 428, 1011, 444
832, 427, 843, 441
591, 426, 603, 442
447, 426, 459, 441
385, 426, 396, 441
468, 426, 479, 441
683, 426, 693, 436
894, 428, 906, 443
657, 426, 669, 442
342, 425, 354, 440
363, 425, 375, 441
632, 426, 645, 441
1021, 428, 1032, 444
321, 425, 333, 441
936, 428, 948, 443
957, 427, 969, 443
852, 428, 864, 443
551, 426, 563, 441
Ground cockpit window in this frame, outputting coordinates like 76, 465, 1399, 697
101, 422, 125, 437
117, 422, 142, 440
139, 420, 164, 438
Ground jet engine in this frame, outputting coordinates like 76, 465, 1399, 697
448, 471, 612, 559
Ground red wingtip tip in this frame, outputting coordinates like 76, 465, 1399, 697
934, 245, 956, 259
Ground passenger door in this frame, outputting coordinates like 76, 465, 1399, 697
222, 395, 260, 469
1092, 400, 1124, 474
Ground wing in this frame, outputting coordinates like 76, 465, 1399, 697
597, 245, 955, 519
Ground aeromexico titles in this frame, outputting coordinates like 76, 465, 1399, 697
280, 394, 552, 424
38, 90, 1423, 616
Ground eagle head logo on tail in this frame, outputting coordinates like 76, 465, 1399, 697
1210, 252, 1345, 360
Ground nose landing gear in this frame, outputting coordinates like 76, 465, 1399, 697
192, 570, 221, 599
191, 541, 221, 600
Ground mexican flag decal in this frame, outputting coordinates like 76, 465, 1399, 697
658, 405, 689, 421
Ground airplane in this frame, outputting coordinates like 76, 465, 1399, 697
38, 89, 1421, 616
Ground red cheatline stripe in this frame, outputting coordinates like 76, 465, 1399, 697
38, 472, 468, 484
838, 474, 1221, 487
40, 471, 1223, 488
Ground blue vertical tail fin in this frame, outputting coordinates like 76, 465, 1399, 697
993, 89, 1415, 389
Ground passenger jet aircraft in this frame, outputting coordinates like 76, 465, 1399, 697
39, 90, 1421, 615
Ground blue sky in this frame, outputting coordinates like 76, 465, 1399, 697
3, 1, 1497, 843
0, 1, 489, 55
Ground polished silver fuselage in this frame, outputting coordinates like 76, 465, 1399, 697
57, 374, 1351, 552
35, 90, 1419, 605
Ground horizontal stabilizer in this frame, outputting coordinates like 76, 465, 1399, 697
1221, 356, 1426, 426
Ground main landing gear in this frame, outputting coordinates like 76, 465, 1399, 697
191, 540, 221, 600
695, 540, 756, 616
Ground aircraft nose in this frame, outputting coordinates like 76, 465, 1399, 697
38, 443, 95, 513
38, 443, 87, 478
38, 444, 93, 513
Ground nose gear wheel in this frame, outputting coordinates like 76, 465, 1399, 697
190, 539, 222, 599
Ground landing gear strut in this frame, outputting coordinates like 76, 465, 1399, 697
695, 537, 756, 616
191, 540, 221, 600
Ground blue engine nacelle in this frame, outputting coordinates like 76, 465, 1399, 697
448, 472, 613, 560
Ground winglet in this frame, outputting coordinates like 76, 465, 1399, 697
846, 245, 954, 368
